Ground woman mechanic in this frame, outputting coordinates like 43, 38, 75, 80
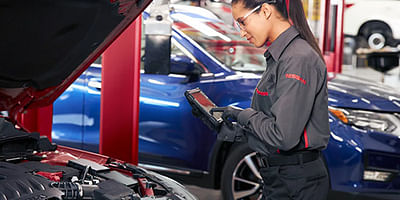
210, 0, 331, 199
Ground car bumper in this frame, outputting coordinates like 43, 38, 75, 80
329, 190, 400, 200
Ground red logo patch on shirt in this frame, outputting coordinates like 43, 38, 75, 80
256, 88, 269, 96
285, 73, 306, 85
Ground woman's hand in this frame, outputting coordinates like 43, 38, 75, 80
210, 106, 243, 127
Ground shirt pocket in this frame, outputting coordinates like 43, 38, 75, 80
252, 70, 275, 111
257, 73, 276, 99
254, 82, 274, 112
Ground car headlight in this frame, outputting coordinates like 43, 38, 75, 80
329, 107, 400, 136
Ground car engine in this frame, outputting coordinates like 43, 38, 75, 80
0, 118, 196, 200
0, 159, 191, 200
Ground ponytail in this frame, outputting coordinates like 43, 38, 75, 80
287, 0, 324, 61
231, 0, 325, 61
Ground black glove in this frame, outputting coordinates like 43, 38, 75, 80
217, 122, 247, 142
210, 106, 243, 127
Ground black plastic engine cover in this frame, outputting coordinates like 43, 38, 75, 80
94, 180, 138, 200
0, 162, 64, 200
0, 118, 57, 161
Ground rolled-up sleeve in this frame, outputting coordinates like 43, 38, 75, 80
238, 56, 322, 151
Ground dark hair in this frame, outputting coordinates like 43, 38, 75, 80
231, 0, 324, 61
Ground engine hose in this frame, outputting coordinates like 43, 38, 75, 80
50, 182, 83, 199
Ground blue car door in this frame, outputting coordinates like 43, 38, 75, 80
52, 58, 102, 152
82, 61, 102, 152
138, 38, 217, 171
52, 70, 86, 149
52, 35, 220, 171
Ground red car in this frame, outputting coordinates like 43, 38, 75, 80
0, 1, 197, 199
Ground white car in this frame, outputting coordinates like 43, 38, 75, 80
344, 0, 400, 49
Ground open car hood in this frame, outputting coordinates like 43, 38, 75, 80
0, 0, 151, 119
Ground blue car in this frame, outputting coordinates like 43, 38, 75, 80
52, 5, 400, 199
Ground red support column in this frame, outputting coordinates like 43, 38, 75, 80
99, 16, 142, 165
335, 0, 345, 73
18, 105, 53, 141
320, 0, 344, 73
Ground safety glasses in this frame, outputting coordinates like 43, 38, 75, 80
233, 0, 277, 32
234, 5, 261, 32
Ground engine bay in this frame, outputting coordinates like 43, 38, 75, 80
0, 159, 179, 199
0, 118, 195, 200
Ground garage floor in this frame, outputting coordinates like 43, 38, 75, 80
184, 64, 400, 200
186, 185, 222, 200
185, 185, 391, 200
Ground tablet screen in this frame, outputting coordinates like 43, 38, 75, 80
186, 89, 222, 123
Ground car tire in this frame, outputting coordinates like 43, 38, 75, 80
221, 143, 263, 200
360, 22, 392, 49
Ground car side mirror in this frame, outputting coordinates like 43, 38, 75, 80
170, 55, 202, 82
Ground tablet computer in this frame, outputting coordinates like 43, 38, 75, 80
185, 88, 222, 129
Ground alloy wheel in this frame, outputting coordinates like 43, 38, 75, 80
231, 152, 263, 200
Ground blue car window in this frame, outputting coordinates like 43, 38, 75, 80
140, 18, 202, 73
172, 19, 266, 73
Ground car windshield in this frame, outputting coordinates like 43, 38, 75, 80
172, 17, 266, 73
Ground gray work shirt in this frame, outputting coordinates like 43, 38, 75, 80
237, 26, 330, 156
